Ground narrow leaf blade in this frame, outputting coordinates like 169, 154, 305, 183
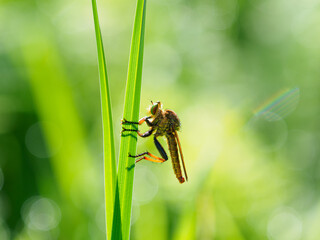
91, 0, 117, 239
115, 0, 147, 239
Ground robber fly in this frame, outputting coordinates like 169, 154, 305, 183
121, 101, 188, 183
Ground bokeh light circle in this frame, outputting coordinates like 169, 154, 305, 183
130, 203, 140, 226
21, 196, 61, 231
133, 166, 158, 205
0, 220, 10, 240
25, 121, 62, 158
267, 207, 302, 240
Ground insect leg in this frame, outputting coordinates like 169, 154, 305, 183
138, 116, 154, 126
129, 152, 167, 163
154, 136, 168, 160
121, 127, 154, 137
144, 117, 154, 126
139, 128, 154, 137
122, 116, 152, 126
121, 116, 154, 135
121, 127, 137, 134
121, 118, 139, 125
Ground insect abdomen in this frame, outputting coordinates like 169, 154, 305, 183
166, 133, 185, 184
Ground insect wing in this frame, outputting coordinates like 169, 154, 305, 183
174, 131, 188, 181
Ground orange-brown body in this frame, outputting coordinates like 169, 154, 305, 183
122, 101, 187, 184
152, 109, 184, 183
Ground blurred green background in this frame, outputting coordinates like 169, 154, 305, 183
1, 0, 320, 239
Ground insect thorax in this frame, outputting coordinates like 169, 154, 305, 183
154, 109, 180, 136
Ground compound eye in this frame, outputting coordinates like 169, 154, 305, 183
150, 104, 158, 115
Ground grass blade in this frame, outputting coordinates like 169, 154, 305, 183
115, 0, 147, 239
91, 0, 117, 239
22, 36, 94, 238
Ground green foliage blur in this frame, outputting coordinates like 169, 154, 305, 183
1, 0, 320, 239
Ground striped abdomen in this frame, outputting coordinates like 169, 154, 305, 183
166, 133, 185, 183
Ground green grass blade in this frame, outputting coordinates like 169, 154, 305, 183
22, 36, 94, 238
91, 0, 117, 239
115, 0, 147, 239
